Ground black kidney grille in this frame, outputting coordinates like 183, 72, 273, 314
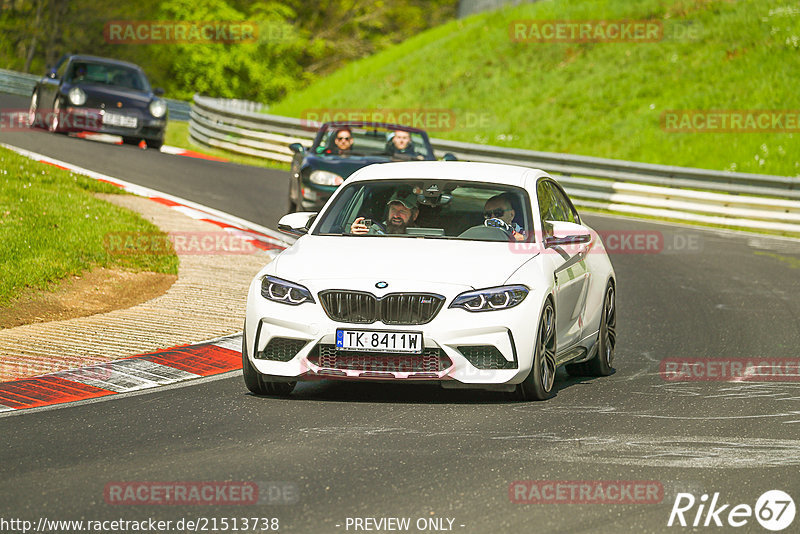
319, 291, 444, 325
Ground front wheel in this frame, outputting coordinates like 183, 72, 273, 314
145, 138, 163, 150
515, 299, 556, 401
48, 98, 63, 133
28, 91, 42, 128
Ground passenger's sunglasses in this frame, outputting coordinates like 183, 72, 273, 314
483, 208, 509, 219
336, 136, 352, 141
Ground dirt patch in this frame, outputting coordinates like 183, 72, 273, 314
0, 268, 177, 329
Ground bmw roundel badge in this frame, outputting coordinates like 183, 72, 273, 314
375, 281, 388, 289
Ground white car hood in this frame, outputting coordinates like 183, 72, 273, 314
271, 235, 538, 290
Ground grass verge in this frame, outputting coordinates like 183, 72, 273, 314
268, 0, 800, 178
0, 146, 178, 308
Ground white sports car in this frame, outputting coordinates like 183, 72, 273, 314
243, 161, 616, 400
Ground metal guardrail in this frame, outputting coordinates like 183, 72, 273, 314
0, 68, 191, 121
190, 94, 800, 234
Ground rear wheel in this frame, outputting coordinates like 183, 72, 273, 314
566, 282, 616, 377
515, 299, 556, 401
242, 329, 296, 396
122, 136, 141, 146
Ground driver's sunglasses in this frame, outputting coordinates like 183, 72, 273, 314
483, 208, 509, 219
336, 136, 352, 141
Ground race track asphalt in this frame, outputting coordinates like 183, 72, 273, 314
1, 93, 799, 533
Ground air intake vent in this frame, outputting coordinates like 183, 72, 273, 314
256, 337, 307, 361
458, 345, 516, 369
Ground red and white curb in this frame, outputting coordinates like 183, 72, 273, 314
1, 142, 295, 257
0, 334, 243, 412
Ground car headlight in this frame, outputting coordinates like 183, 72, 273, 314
68, 87, 86, 106
309, 170, 344, 186
149, 99, 167, 118
261, 276, 315, 305
450, 285, 529, 312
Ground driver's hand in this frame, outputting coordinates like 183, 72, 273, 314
350, 217, 369, 235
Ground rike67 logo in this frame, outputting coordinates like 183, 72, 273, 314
668, 490, 795, 531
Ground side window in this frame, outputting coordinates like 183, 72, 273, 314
547, 182, 579, 224
536, 181, 551, 221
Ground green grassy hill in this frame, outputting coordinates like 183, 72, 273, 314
270, 0, 800, 177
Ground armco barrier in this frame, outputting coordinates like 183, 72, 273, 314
190, 94, 800, 234
0, 67, 191, 121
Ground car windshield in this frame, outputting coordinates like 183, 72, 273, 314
313, 125, 433, 159
66, 62, 150, 92
312, 180, 534, 242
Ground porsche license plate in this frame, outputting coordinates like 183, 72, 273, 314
336, 329, 423, 354
103, 112, 137, 128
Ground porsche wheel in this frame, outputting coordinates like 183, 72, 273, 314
515, 299, 556, 401
48, 98, 63, 133
242, 330, 296, 397
566, 282, 616, 377
28, 91, 41, 128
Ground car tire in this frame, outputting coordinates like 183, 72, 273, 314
287, 177, 298, 213
242, 329, 296, 397
145, 139, 163, 150
48, 98, 64, 133
566, 281, 616, 377
515, 298, 556, 401
28, 91, 42, 129
122, 136, 141, 146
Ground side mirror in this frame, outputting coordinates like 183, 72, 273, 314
544, 221, 592, 248
288, 143, 305, 154
277, 211, 317, 237
47, 68, 57, 79
153, 87, 165, 96
442, 153, 457, 161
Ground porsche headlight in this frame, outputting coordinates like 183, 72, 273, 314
149, 98, 167, 118
68, 87, 86, 106
261, 276, 315, 305
450, 285, 529, 312
309, 170, 343, 186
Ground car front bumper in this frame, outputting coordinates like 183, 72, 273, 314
244, 277, 549, 391
63, 107, 166, 139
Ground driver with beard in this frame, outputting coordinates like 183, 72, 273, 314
350, 191, 419, 235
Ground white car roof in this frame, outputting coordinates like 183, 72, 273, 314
347, 161, 550, 188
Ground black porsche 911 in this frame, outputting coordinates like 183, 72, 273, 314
288, 121, 455, 212
28, 54, 167, 149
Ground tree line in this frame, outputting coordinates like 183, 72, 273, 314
0, 0, 456, 102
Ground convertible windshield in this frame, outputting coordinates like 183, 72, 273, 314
313, 180, 534, 242
313, 125, 434, 160
66, 62, 150, 91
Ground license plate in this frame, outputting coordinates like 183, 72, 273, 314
103, 112, 137, 128
336, 329, 423, 354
